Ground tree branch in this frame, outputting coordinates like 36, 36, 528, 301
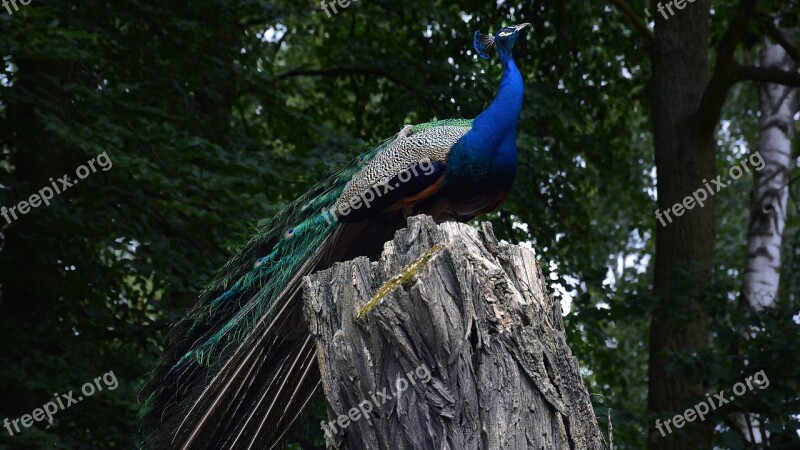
274, 67, 447, 117
607, 0, 656, 45
762, 18, 800, 63
733, 64, 800, 87
697, 0, 757, 132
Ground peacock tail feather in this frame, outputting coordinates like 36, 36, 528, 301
138, 118, 473, 449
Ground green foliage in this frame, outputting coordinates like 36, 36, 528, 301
0, 0, 797, 449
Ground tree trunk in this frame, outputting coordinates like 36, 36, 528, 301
649, 1, 718, 449
734, 26, 798, 445
742, 32, 797, 311
303, 215, 604, 450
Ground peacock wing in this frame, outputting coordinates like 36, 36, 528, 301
335, 119, 472, 223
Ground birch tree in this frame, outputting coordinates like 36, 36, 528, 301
733, 21, 798, 445
742, 28, 798, 311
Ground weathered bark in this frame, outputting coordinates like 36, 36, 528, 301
303, 215, 603, 450
742, 32, 797, 311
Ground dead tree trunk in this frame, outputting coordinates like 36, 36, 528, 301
303, 215, 604, 450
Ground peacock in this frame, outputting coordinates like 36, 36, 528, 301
139, 22, 531, 449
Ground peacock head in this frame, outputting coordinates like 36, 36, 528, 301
473, 23, 531, 59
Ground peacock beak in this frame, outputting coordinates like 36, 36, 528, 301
514, 23, 532, 33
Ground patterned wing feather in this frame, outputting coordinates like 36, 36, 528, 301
335, 120, 471, 221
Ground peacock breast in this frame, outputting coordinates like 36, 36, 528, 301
443, 131, 518, 196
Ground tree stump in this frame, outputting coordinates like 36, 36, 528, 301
303, 215, 604, 449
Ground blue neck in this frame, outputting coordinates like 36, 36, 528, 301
443, 44, 523, 195
472, 46, 524, 140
